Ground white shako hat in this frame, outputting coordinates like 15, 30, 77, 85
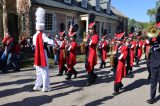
35, 7, 46, 31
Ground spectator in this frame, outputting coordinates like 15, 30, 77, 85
1, 32, 20, 73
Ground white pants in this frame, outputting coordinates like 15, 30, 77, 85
34, 50, 50, 89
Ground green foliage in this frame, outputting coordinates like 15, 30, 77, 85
128, 19, 154, 34
147, 8, 156, 22
128, 0, 160, 34
146, 0, 160, 22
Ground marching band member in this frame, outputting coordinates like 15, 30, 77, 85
56, 23, 67, 76
65, 24, 79, 80
126, 27, 136, 75
135, 31, 143, 66
33, 7, 55, 92
113, 31, 128, 95
146, 7, 160, 103
99, 35, 107, 68
84, 13, 99, 86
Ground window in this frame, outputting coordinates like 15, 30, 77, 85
96, 0, 100, 11
66, 16, 73, 30
22, 13, 26, 33
45, 13, 53, 31
81, 0, 88, 8
64, 0, 71, 4
107, 0, 111, 14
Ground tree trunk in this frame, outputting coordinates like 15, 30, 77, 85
2, 0, 8, 36
25, 11, 30, 37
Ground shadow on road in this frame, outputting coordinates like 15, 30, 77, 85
121, 79, 150, 93
0, 84, 34, 97
0, 78, 34, 87
132, 67, 147, 75
84, 96, 114, 106
2, 88, 83, 106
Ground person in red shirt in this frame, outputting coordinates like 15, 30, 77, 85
126, 27, 136, 75
85, 14, 99, 86
113, 31, 128, 95
135, 31, 143, 66
99, 35, 107, 68
1, 32, 19, 73
56, 23, 67, 76
65, 24, 79, 80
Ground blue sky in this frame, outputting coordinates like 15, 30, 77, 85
112, 0, 157, 22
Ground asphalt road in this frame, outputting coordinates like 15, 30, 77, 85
0, 55, 160, 106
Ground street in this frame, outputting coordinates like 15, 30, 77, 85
0, 55, 160, 106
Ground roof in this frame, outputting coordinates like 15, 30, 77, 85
111, 6, 128, 18
31, 0, 127, 19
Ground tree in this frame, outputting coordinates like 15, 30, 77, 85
156, 0, 160, 9
17, 0, 31, 37
147, 8, 156, 22
2, 0, 8, 36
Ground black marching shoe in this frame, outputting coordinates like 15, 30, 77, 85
99, 63, 103, 69
73, 70, 78, 78
112, 91, 120, 96
86, 82, 92, 86
65, 71, 72, 80
146, 99, 155, 104
1, 69, 8, 74
119, 83, 124, 90
56, 72, 63, 76
86, 73, 94, 86
13, 68, 20, 72
63, 66, 68, 75
72, 68, 78, 78
104, 62, 106, 68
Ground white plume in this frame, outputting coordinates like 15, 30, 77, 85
35, 7, 45, 23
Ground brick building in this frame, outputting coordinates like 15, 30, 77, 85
0, 0, 128, 42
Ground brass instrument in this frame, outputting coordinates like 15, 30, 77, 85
147, 26, 160, 38
109, 43, 116, 67
80, 32, 88, 54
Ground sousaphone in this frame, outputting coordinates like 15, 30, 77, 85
147, 27, 160, 38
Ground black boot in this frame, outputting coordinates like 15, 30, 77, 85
113, 85, 120, 96
92, 72, 98, 83
103, 62, 106, 68
86, 72, 93, 86
99, 62, 103, 69
119, 82, 124, 90
146, 98, 155, 104
65, 71, 72, 80
113, 83, 121, 96
73, 68, 78, 78
1, 67, 8, 74
57, 70, 63, 76
1, 70, 8, 74
63, 66, 68, 75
